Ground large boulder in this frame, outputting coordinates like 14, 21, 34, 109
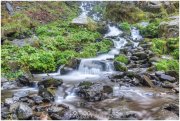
155, 72, 176, 82
16, 103, 33, 120
65, 58, 81, 69
76, 81, 113, 101
10, 102, 33, 120
113, 61, 127, 72
10, 36, 40, 47
38, 78, 63, 88
16, 75, 33, 87
132, 51, 148, 60
159, 16, 179, 38
71, 14, 89, 25
38, 87, 55, 102
2, 81, 17, 90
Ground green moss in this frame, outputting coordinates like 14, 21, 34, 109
155, 59, 179, 73
115, 55, 129, 65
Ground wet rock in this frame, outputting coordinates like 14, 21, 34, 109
113, 61, 127, 72
77, 82, 113, 101
159, 74, 176, 82
165, 70, 179, 80
9, 102, 33, 120
48, 104, 69, 114
130, 56, 138, 61
162, 81, 175, 88
109, 108, 139, 120
2, 81, 17, 90
16, 103, 33, 120
133, 52, 147, 60
65, 58, 81, 69
16, 75, 33, 87
155, 71, 165, 77
32, 96, 43, 104
1, 107, 11, 119
139, 43, 152, 49
78, 81, 94, 88
4, 98, 14, 106
38, 87, 54, 102
103, 85, 113, 94
97, 24, 109, 35
13, 91, 29, 101
62, 110, 97, 120
60, 67, 74, 75
38, 78, 63, 88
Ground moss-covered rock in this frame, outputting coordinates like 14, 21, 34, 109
114, 54, 129, 65
38, 78, 63, 88
158, 16, 179, 38
113, 61, 128, 72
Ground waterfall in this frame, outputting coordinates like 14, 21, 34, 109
78, 59, 114, 74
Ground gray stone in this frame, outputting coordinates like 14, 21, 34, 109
6, 2, 14, 15
71, 14, 89, 25
159, 16, 179, 38
16, 103, 33, 120
4, 98, 14, 106
159, 74, 176, 82
133, 52, 147, 60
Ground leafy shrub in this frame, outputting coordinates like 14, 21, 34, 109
166, 37, 179, 52
115, 54, 129, 64
171, 49, 179, 59
155, 59, 179, 73
119, 22, 131, 32
151, 38, 166, 55
140, 19, 160, 38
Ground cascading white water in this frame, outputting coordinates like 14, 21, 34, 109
131, 27, 143, 47
78, 59, 114, 74
104, 25, 123, 37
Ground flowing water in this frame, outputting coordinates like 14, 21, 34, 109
2, 2, 178, 120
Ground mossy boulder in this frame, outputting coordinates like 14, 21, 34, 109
38, 87, 55, 102
78, 81, 94, 89
158, 16, 179, 38
114, 54, 129, 65
38, 78, 63, 88
113, 61, 128, 72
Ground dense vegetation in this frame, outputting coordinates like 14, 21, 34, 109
1, 2, 112, 79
